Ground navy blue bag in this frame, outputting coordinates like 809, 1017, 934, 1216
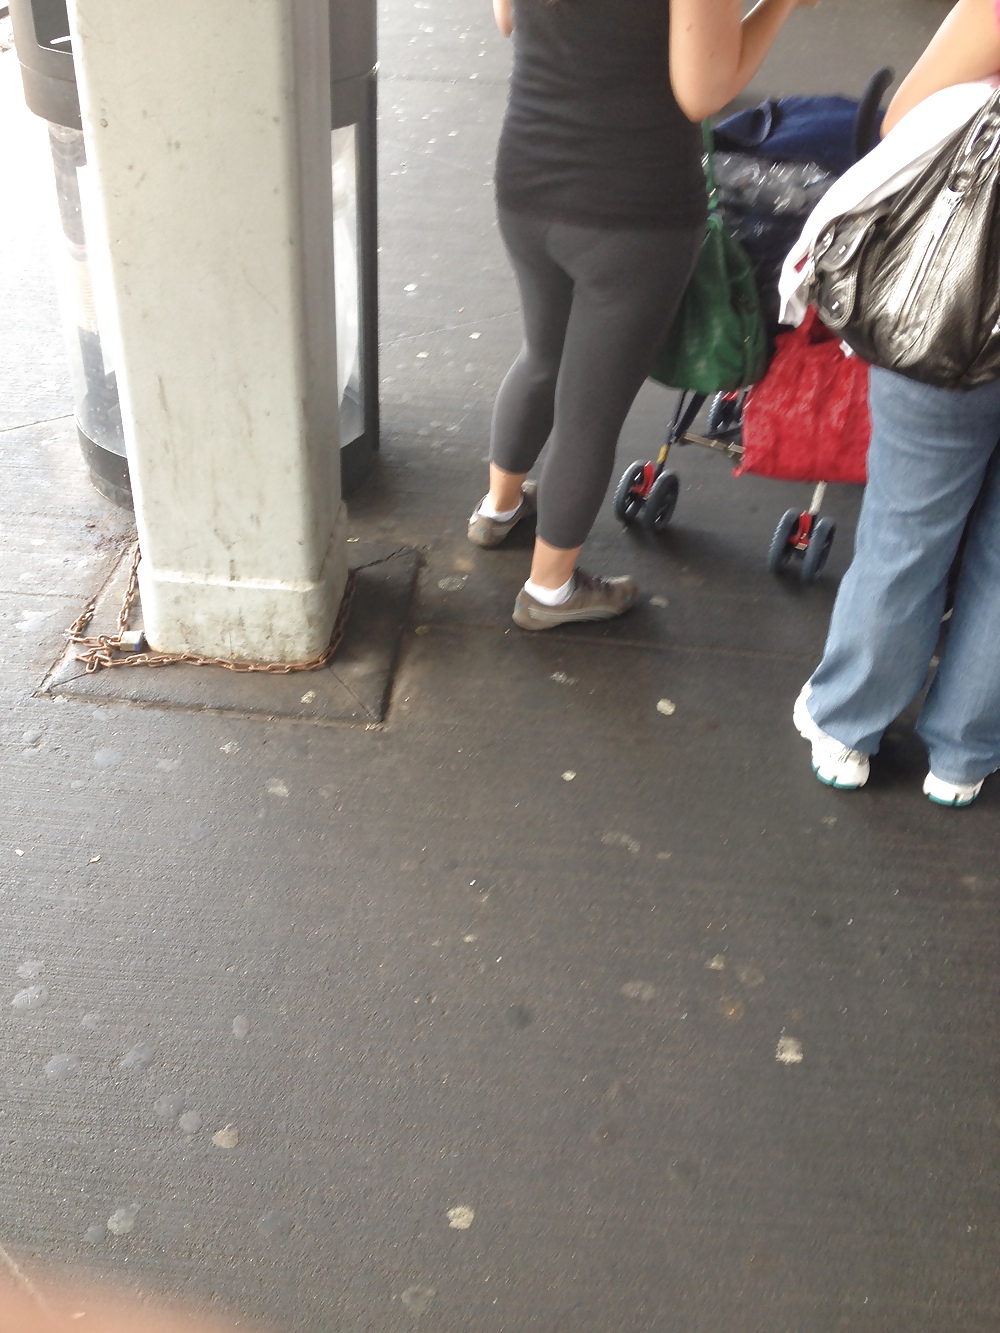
714, 94, 884, 176
711, 74, 893, 335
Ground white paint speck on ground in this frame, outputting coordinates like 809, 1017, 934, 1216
401, 1285, 436, 1315
232, 1016, 250, 1039
562, 771, 576, 782
776, 1035, 804, 1065
447, 1205, 475, 1230
656, 699, 677, 716
178, 1110, 202, 1135
620, 982, 657, 1003
602, 832, 640, 855
300, 691, 316, 703
706, 956, 726, 971
437, 575, 467, 592
212, 1124, 240, 1149
650, 596, 668, 608
266, 779, 289, 798
737, 965, 765, 989
16, 610, 56, 633
551, 671, 578, 685
45, 1053, 81, 1078
106, 1206, 139, 1235
219, 741, 240, 755
153, 1093, 184, 1123
119, 1041, 155, 1070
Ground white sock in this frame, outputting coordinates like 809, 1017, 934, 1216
524, 574, 575, 607
478, 495, 520, 522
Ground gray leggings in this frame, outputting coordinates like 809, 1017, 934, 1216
491, 207, 702, 550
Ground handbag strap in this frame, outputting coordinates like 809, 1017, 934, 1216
948, 87, 1000, 194
702, 121, 719, 215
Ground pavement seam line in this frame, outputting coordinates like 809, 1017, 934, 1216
0, 414, 75, 435
382, 310, 520, 348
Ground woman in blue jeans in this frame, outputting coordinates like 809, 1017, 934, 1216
795, 0, 1000, 806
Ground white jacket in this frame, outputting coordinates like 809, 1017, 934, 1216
778, 81, 997, 327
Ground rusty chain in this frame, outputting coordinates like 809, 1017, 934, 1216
67, 546, 357, 675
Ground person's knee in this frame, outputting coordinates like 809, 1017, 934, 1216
513, 348, 561, 397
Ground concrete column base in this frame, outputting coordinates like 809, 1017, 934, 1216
139, 504, 350, 662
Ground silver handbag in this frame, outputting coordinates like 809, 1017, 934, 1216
810, 88, 1000, 389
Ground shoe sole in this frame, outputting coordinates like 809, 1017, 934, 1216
923, 772, 985, 806
512, 605, 627, 631
812, 762, 865, 791
468, 516, 530, 549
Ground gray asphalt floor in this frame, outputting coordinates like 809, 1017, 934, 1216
1, 2, 997, 1330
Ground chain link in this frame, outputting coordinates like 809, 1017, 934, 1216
67, 547, 357, 675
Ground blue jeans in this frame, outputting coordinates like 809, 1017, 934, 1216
808, 366, 1000, 785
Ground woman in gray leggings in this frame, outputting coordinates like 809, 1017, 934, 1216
471, 0, 820, 630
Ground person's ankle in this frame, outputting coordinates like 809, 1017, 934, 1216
478, 494, 521, 522
523, 574, 575, 606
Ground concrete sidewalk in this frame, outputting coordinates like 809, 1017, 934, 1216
2, 2, 997, 1330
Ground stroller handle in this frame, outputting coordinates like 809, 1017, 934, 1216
853, 66, 895, 162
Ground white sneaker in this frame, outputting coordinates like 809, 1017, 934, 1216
793, 685, 870, 790
922, 772, 984, 807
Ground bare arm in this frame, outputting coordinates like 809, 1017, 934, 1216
494, 0, 512, 38
669, 0, 821, 122
882, 0, 1000, 134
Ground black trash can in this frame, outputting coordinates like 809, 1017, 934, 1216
10, 0, 131, 508
330, 0, 380, 495
10, 0, 380, 503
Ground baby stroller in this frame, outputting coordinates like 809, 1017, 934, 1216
614, 68, 894, 583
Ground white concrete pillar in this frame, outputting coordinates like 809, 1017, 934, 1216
67, 0, 348, 661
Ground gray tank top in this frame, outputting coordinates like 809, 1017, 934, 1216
495, 0, 707, 229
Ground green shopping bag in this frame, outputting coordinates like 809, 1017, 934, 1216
650, 127, 767, 395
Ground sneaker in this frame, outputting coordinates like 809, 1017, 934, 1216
512, 568, 639, 631
468, 480, 538, 548
793, 684, 870, 789
923, 772, 984, 807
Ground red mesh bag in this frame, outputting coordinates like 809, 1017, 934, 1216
738, 307, 871, 485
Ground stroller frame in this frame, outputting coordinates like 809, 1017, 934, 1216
613, 68, 894, 584
613, 387, 832, 583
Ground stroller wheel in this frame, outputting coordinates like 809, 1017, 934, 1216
800, 516, 836, 583
706, 391, 742, 438
768, 508, 801, 575
613, 461, 648, 525
640, 471, 680, 536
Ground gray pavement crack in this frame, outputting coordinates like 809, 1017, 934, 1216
0, 413, 74, 435
382, 310, 519, 349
